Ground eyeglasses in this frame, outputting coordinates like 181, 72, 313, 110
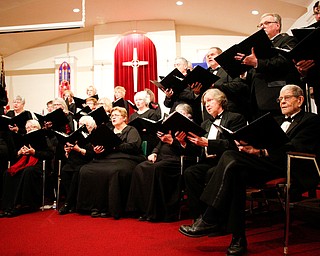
111, 114, 122, 118
257, 21, 278, 28
276, 95, 297, 103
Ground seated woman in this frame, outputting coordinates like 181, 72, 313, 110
76, 107, 145, 219
58, 116, 96, 215
0, 120, 54, 217
126, 103, 196, 222
129, 90, 160, 156
144, 88, 162, 120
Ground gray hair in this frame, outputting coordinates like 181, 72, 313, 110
280, 84, 304, 97
175, 103, 193, 119
202, 88, 228, 109
79, 116, 96, 131
261, 13, 282, 32
134, 91, 151, 105
53, 97, 69, 114
14, 95, 25, 104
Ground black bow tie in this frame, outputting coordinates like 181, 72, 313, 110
209, 114, 222, 123
284, 116, 293, 123
209, 67, 219, 74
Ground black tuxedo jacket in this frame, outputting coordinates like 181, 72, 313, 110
248, 33, 302, 114
200, 110, 247, 160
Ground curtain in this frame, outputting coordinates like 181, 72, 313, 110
114, 33, 158, 106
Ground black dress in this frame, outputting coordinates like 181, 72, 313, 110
76, 125, 145, 218
127, 138, 194, 221
1, 132, 54, 212
129, 109, 160, 156
60, 139, 95, 208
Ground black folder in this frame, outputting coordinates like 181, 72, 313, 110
35, 108, 68, 129
88, 106, 110, 126
214, 29, 275, 78
182, 65, 220, 94
74, 94, 99, 109
128, 117, 163, 135
150, 68, 186, 93
127, 100, 138, 111
88, 124, 122, 149
22, 128, 48, 150
52, 125, 89, 145
0, 111, 32, 130
282, 27, 320, 62
112, 98, 126, 108
161, 111, 206, 137
73, 106, 92, 121
214, 112, 289, 149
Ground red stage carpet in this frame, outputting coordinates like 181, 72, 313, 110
0, 209, 320, 256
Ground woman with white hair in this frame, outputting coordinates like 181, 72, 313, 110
58, 116, 96, 215
0, 119, 54, 217
6, 95, 33, 134
129, 90, 160, 156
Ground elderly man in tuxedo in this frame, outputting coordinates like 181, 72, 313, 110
184, 88, 247, 220
179, 84, 320, 256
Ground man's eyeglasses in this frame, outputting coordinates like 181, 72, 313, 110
257, 21, 278, 28
276, 95, 297, 103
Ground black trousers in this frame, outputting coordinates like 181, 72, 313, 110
184, 158, 217, 219
201, 150, 284, 235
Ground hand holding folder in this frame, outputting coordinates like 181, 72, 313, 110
53, 125, 89, 145
35, 108, 68, 129
213, 112, 289, 150
214, 29, 275, 78
0, 111, 32, 131
88, 124, 122, 150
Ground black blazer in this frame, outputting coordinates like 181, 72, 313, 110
200, 110, 247, 159
269, 111, 320, 190
248, 33, 302, 115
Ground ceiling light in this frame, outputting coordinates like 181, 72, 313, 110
176, 1, 184, 6
0, 0, 85, 34
251, 10, 259, 15
73, 8, 80, 13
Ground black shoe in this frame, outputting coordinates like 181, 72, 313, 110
179, 217, 222, 238
138, 215, 148, 221
100, 212, 110, 218
227, 236, 247, 256
0, 211, 7, 218
7, 208, 21, 217
91, 209, 101, 218
59, 204, 72, 215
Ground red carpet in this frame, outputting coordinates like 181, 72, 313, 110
0, 210, 319, 256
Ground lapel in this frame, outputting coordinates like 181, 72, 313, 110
286, 111, 304, 134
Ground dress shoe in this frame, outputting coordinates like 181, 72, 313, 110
0, 211, 7, 218
59, 204, 72, 215
227, 236, 247, 256
91, 209, 101, 218
179, 217, 222, 238
100, 212, 110, 218
138, 215, 148, 221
